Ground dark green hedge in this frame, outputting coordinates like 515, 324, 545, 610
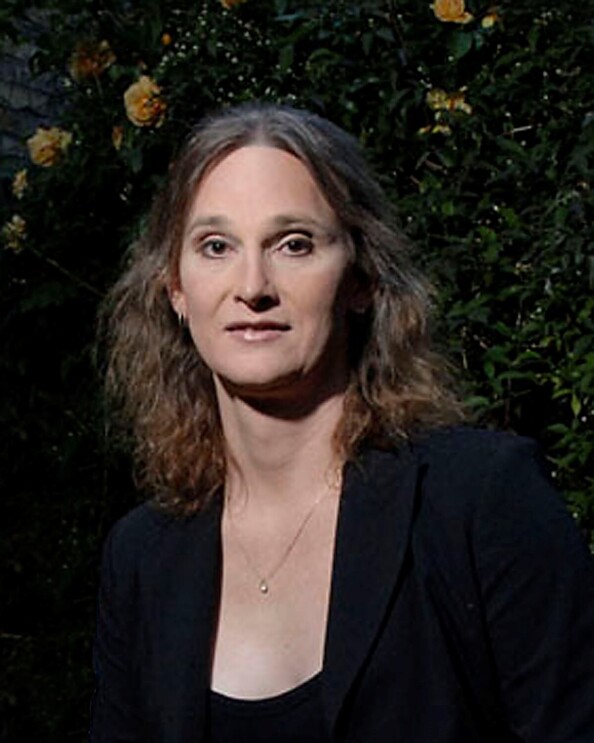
1, 0, 592, 738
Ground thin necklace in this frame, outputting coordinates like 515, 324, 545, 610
227, 468, 342, 596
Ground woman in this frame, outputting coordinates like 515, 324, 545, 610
91, 102, 594, 742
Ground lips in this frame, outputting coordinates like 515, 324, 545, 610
226, 321, 290, 332
225, 321, 291, 342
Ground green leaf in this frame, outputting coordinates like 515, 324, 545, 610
571, 394, 582, 417
376, 27, 394, 43
128, 147, 143, 174
278, 44, 294, 72
448, 31, 473, 60
441, 200, 455, 216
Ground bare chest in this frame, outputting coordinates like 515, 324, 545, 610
210, 499, 339, 699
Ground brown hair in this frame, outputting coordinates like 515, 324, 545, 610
101, 102, 464, 515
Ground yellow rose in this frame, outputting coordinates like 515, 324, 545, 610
447, 91, 473, 115
27, 127, 73, 167
426, 88, 472, 115
481, 12, 499, 28
161, 32, 173, 46
12, 169, 28, 199
124, 76, 167, 128
426, 89, 450, 111
2, 214, 27, 253
431, 0, 473, 24
418, 123, 452, 136
69, 39, 116, 82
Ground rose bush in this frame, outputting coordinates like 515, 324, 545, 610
1, 213, 26, 253
68, 39, 116, 81
1, 0, 592, 739
431, 0, 473, 24
123, 75, 167, 128
26, 126, 73, 167
11, 169, 28, 199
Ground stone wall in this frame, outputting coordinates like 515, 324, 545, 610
0, 13, 64, 172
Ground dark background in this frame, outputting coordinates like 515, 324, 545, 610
1, 0, 593, 739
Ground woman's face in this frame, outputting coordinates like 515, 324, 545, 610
171, 145, 365, 401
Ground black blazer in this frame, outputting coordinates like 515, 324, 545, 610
90, 428, 594, 742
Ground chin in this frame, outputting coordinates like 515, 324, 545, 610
214, 368, 301, 397
214, 363, 350, 414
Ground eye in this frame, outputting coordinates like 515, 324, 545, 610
278, 234, 314, 256
199, 237, 230, 258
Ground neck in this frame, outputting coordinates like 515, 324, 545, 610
215, 379, 346, 513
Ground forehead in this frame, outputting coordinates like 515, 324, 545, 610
188, 145, 337, 224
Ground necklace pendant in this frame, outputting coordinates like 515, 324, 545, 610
259, 579, 269, 595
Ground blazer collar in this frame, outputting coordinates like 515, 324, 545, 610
147, 444, 420, 742
322, 444, 421, 736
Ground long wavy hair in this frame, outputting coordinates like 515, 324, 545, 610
101, 102, 464, 515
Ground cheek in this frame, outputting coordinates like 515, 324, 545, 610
179, 270, 219, 317
177, 281, 219, 355
185, 317, 219, 370
301, 278, 351, 339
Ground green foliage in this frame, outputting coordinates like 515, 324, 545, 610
1, 0, 593, 738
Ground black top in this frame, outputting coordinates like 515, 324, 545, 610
208, 673, 329, 743
90, 429, 594, 742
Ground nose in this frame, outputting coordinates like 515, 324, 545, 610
234, 249, 278, 310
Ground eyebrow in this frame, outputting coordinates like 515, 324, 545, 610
268, 214, 334, 232
184, 215, 231, 236
184, 213, 338, 237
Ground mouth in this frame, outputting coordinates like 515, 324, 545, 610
225, 321, 291, 341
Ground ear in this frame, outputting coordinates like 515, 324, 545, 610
167, 280, 187, 322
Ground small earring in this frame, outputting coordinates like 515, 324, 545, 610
177, 312, 186, 327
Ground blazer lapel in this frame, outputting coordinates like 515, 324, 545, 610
143, 445, 420, 741
144, 497, 222, 743
322, 445, 421, 736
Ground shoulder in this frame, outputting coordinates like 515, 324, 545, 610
405, 427, 594, 594
412, 424, 541, 466
405, 426, 590, 566
98, 502, 172, 587
104, 501, 171, 559
101, 499, 220, 582
405, 425, 564, 527
411, 425, 548, 493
